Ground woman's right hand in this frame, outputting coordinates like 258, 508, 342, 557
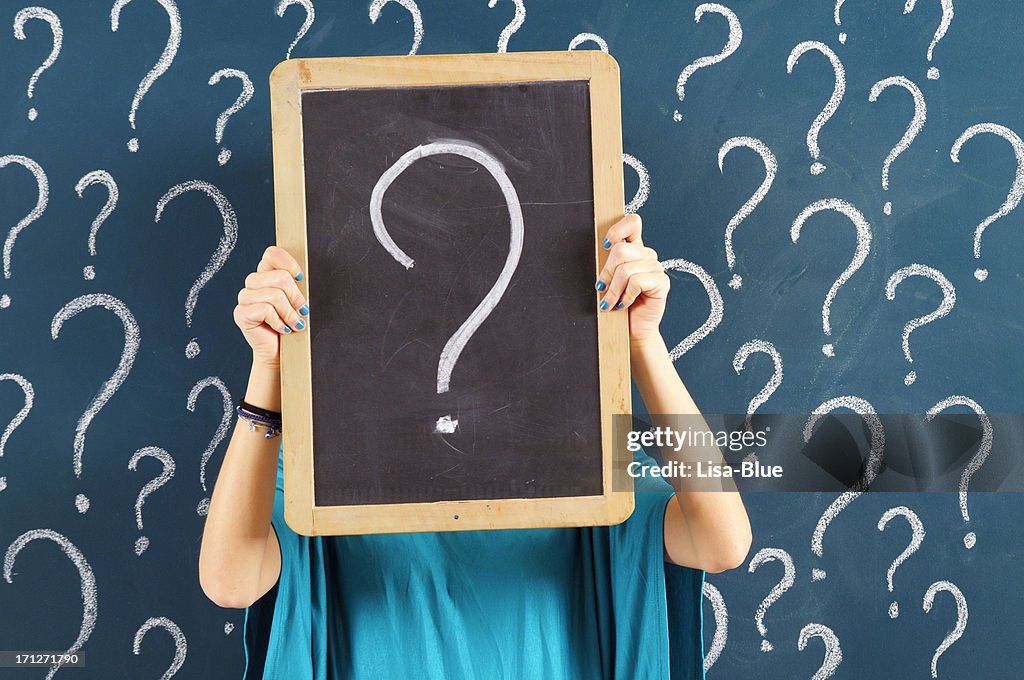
233, 245, 309, 368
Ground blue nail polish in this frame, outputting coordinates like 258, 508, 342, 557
283, 325, 291, 333
616, 302, 624, 309
295, 319, 305, 330
599, 300, 609, 311
595, 280, 606, 291
300, 304, 309, 315
603, 238, 611, 249
295, 272, 303, 281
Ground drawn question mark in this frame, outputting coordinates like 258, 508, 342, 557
833, 0, 848, 44
110, 0, 182, 152
798, 623, 843, 680
208, 69, 253, 166
155, 180, 238, 359
74, 170, 118, 280
702, 581, 728, 673
1, 154, 48, 309
748, 547, 796, 652
787, 41, 845, 175
674, 3, 742, 123
133, 616, 187, 679
568, 32, 608, 53
622, 153, 650, 214
877, 505, 926, 618
950, 123, 1024, 281
371, 141, 523, 434
370, 0, 423, 55
3, 529, 97, 680
884, 264, 956, 385
51, 293, 140, 514
719, 137, 777, 289
807, 396, 884, 581
187, 376, 232, 516
0, 373, 34, 493
128, 446, 175, 556
660, 258, 724, 361
13, 6, 62, 121
922, 580, 968, 678
927, 395, 990, 549
487, 0, 525, 53
868, 76, 926, 216
791, 198, 872, 357
276, 0, 313, 59
733, 339, 783, 441
905, 0, 954, 80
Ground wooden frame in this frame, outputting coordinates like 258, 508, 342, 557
269, 51, 632, 536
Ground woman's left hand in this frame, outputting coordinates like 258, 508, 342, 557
595, 214, 670, 345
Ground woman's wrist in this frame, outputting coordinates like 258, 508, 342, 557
245, 359, 282, 413
629, 333, 670, 368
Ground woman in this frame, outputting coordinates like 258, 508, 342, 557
199, 213, 752, 679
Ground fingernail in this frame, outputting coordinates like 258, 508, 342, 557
300, 304, 309, 315
295, 272, 303, 281
295, 319, 305, 330
616, 302, 624, 309
599, 300, 609, 311
283, 325, 292, 333
595, 280, 606, 291
603, 238, 611, 249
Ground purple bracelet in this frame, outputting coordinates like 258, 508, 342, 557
235, 405, 282, 439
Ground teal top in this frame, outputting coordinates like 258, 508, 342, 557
243, 443, 706, 679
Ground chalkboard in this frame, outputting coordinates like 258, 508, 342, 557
270, 53, 633, 535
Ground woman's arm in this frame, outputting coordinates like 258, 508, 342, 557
596, 215, 752, 574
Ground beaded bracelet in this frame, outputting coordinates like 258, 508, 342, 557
236, 404, 282, 439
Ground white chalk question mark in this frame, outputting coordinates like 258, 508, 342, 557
155, 180, 238, 359
905, 0, 954, 80
733, 339, 783, 439
370, 0, 423, 55
568, 32, 608, 53
133, 616, 187, 679
0, 373, 34, 493
949, 123, 1024, 281
748, 547, 796, 652
833, 0, 848, 44
275, 0, 313, 60
922, 580, 968, 678
674, 3, 742, 123
702, 581, 728, 672
877, 505, 926, 618
807, 396, 885, 581
884, 264, 956, 385
128, 446, 175, 556
51, 293, 140, 514
622, 153, 650, 214
370, 141, 524, 434
798, 623, 843, 680
208, 68, 254, 166
791, 198, 872, 357
13, 6, 62, 121
74, 170, 118, 280
787, 42, 845, 175
927, 395, 991, 549
1, 154, 48, 309
110, 0, 182, 152
487, 0, 525, 53
187, 376, 232, 516
719, 136, 777, 289
868, 76, 926, 215
4, 529, 97, 680
660, 258, 724, 361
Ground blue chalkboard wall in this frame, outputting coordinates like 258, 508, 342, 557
1, 1, 1022, 678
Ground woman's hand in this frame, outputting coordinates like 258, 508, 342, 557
594, 214, 670, 345
233, 245, 309, 368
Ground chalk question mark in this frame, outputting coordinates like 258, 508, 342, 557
51, 293, 140, 514
74, 170, 118, 280
787, 42, 845, 175
733, 339, 783, 436
622, 153, 650, 214
949, 123, 1024, 281
927, 395, 991, 549
798, 623, 843, 680
922, 580, 968, 678
487, 0, 525, 53
905, 0, 954, 80
807, 396, 885, 581
128, 446, 175, 556
791, 198, 871, 357
155, 180, 238, 359
208, 69, 254, 166
833, 0, 848, 44
884, 264, 956, 385
13, 6, 62, 121
719, 137, 777, 289
133, 616, 187, 679
868, 76, 926, 216
4, 529, 97, 680
748, 547, 796, 652
275, 0, 313, 60
877, 505, 926, 618
1, 154, 48, 309
702, 581, 728, 672
370, 0, 423, 55
674, 3, 742, 123
187, 376, 232, 516
660, 258, 724, 360
110, 0, 182, 152
568, 32, 608, 53
0, 373, 34, 493
370, 141, 524, 434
